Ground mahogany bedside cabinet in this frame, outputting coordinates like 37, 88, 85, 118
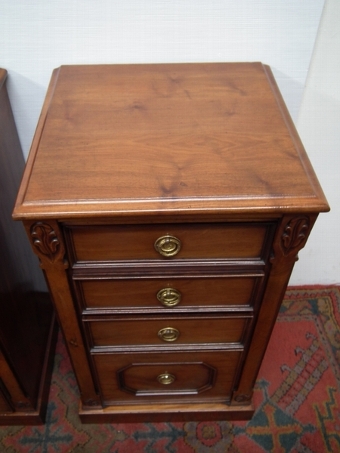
13, 63, 329, 422
0, 69, 56, 425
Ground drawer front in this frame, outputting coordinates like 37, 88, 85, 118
78, 276, 259, 310
85, 316, 250, 347
67, 222, 272, 262
92, 350, 242, 404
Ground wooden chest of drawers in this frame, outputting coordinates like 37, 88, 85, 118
0, 69, 56, 424
13, 63, 329, 422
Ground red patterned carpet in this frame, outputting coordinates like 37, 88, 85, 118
1, 286, 340, 452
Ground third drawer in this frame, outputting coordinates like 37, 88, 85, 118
84, 315, 252, 348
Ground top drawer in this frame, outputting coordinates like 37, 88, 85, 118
66, 222, 274, 263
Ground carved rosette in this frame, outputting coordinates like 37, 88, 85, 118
281, 216, 310, 256
30, 222, 60, 263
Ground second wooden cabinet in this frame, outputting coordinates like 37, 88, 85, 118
0, 69, 56, 425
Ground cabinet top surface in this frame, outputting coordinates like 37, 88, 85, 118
14, 63, 329, 219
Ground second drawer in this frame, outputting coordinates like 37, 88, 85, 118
75, 275, 262, 311
84, 315, 252, 348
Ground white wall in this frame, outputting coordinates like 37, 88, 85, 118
1, 0, 337, 285
1, 0, 324, 155
292, 0, 340, 285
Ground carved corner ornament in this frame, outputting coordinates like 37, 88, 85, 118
280, 216, 310, 256
30, 221, 65, 266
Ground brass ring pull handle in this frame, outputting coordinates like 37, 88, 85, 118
157, 373, 176, 385
158, 327, 180, 342
157, 288, 182, 307
154, 235, 181, 257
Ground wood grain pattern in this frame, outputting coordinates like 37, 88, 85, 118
13, 63, 328, 220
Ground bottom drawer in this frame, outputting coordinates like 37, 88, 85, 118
92, 349, 242, 406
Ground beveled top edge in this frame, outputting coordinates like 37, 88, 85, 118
13, 67, 61, 220
57, 61, 264, 69
13, 195, 330, 221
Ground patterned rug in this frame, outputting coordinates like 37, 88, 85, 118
1, 286, 340, 453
